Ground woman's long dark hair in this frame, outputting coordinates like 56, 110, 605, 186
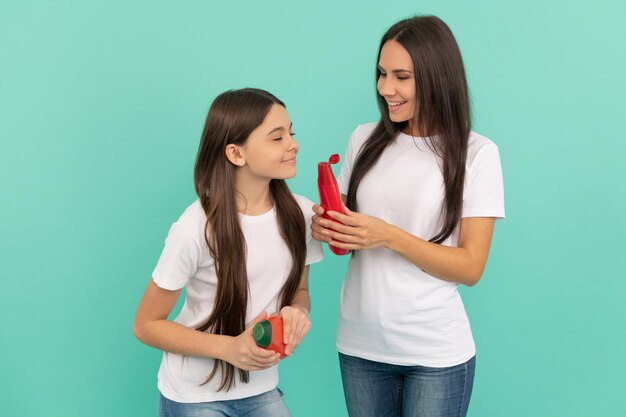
347, 15, 470, 243
193, 88, 306, 391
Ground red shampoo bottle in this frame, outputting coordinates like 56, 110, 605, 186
318, 154, 349, 256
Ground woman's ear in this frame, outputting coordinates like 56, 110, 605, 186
225, 144, 246, 167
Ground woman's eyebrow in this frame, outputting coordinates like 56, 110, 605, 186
378, 65, 413, 73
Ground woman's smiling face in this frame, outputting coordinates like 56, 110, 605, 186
377, 40, 417, 129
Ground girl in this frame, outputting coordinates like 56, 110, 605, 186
311, 16, 505, 417
134, 88, 323, 417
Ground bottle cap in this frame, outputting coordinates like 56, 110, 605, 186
253, 320, 272, 348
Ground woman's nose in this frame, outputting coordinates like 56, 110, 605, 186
377, 77, 394, 96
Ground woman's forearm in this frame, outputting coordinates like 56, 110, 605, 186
385, 224, 484, 286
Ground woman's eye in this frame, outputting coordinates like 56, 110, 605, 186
398, 76, 410, 81
290, 132, 296, 136
379, 73, 387, 78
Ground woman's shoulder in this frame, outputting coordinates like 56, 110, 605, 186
351, 122, 378, 141
345, 122, 378, 156
466, 131, 501, 169
468, 131, 499, 156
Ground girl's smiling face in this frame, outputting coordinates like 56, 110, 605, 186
234, 104, 299, 180
377, 40, 418, 131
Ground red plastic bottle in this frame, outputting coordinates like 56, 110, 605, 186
253, 316, 286, 358
318, 154, 349, 255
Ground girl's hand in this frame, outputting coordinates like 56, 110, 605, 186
280, 305, 311, 356
223, 311, 281, 371
322, 206, 392, 251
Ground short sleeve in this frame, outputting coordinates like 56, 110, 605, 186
337, 127, 360, 195
462, 144, 506, 219
294, 195, 324, 266
305, 226, 324, 266
152, 222, 201, 290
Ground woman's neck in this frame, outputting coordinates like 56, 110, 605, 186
403, 119, 433, 137
234, 170, 273, 215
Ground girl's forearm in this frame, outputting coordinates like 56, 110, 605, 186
135, 319, 231, 360
290, 288, 311, 313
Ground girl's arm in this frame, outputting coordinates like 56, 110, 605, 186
311, 199, 495, 287
133, 279, 280, 370
280, 266, 311, 356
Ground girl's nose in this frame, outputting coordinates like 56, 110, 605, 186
288, 135, 298, 152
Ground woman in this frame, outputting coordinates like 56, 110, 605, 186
312, 16, 505, 417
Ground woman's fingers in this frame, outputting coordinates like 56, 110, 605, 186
327, 210, 359, 226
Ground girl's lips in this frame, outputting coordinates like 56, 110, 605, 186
282, 158, 297, 164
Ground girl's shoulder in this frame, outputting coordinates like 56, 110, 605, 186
170, 199, 207, 246
291, 193, 316, 217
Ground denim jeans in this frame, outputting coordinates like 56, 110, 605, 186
158, 388, 291, 417
339, 353, 475, 417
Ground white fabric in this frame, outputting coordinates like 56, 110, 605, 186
152, 194, 323, 403
336, 123, 505, 367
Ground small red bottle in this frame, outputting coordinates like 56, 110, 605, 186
318, 154, 349, 255
253, 316, 286, 358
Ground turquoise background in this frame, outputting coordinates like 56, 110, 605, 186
1, 1, 625, 416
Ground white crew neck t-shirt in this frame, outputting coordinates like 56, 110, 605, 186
151, 194, 323, 403
336, 123, 505, 367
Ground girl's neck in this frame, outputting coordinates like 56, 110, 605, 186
234, 171, 273, 216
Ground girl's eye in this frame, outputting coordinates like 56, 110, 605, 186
398, 76, 410, 80
290, 132, 296, 136
273, 137, 283, 141
379, 73, 387, 78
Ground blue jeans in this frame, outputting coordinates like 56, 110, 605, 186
339, 353, 475, 417
158, 388, 291, 417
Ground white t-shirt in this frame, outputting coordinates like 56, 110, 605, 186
152, 194, 323, 403
336, 123, 505, 367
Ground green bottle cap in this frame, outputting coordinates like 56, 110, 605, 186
253, 320, 272, 348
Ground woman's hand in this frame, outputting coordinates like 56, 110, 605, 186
280, 305, 311, 356
311, 204, 333, 243
223, 311, 281, 371
312, 204, 393, 251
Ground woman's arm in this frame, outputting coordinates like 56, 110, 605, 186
311, 199, 495, 286
133, 279, 280, 370
280, 266, 312, 356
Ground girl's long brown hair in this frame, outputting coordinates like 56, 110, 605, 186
193, 88, 306, 391
347, 15, 471, 244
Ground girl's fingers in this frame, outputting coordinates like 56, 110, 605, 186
291, 320, 308, 350
251, 344, 279, 359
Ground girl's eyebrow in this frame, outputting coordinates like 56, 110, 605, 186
267, 122, 293, 136
378, 65, 413, 74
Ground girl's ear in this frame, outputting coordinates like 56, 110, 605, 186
225, 144, 246, 167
